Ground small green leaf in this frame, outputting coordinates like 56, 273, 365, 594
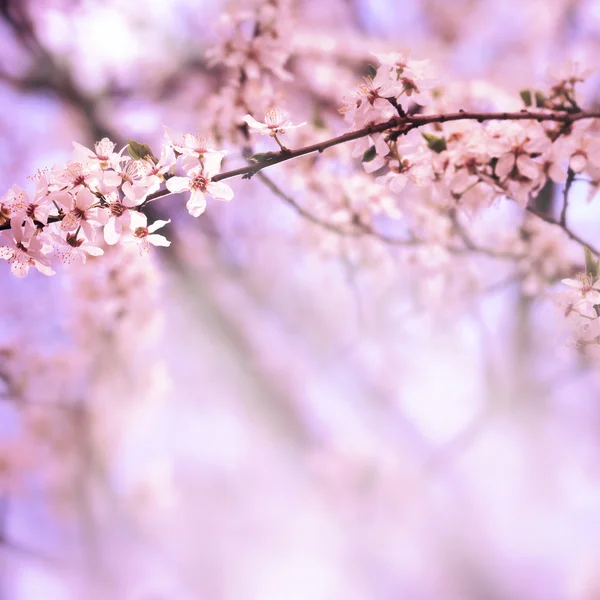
366, 64, 377, 79
362, 146, 377, 162
127, 140, 158, 162
421, 132, 447, 153
520, 90, 532, 107
534, 91, 547, 108
585, 246, 599, 279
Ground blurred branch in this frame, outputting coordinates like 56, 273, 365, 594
560, 168, 575, 227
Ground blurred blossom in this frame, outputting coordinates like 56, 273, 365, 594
1, 0, 600, 599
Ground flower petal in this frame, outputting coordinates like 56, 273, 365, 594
206, 181, 234, 202
147, 234, 171, 247
104, 217, 121, 245
186, 191, 207, 217
166, 177, 191, 194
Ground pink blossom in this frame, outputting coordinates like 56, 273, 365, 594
60, 188, 107, 241
0, 218, 54, 277
124, 213, 171, 253
243, 110, 306, 137
53, 231, 104, 264
103, 191, 140, 246
166, 152, 233, 218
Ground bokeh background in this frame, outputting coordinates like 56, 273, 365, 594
2, 0, 600, 598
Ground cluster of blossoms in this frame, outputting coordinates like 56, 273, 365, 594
203, 0, 296, 143
1, 43, 599, 343
206, 0, 294, 83
342, 53, 600, 212
0, 131, 240, 277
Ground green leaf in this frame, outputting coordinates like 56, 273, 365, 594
520, 90, 532, 107
585, 246, 599, 279
366, 64, 377, 79
534, 91, 547, 108
127, 140, 158, 162
362, 146, 377, 162
421, 132, 447, 153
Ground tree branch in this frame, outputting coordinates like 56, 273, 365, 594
2, 109, 600, 262
560, 168, 576, 227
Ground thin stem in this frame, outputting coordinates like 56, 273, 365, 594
211, 109, 600, 183
560, 168, 575, 227
272, 133, 288, 152
527, 205, 600, 255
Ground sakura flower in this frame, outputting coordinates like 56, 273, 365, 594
60, 187, 107, 240
103, 191, 140, 246
110, 158, 153, 202
138, 145, 176, 195
53, 231, 104, 264
494, 133, 546, 182
164, 127, 216, 161
243, 110, 306, 137
562, 275, 600, 318
124, 212, 171, 254
1, 185, 53, 226
208, 30, 293, 82
54, 161, 98, 192
372, 51, 435, 106
538, 139, 569, 183
0, 218, 54, 277
166, 152, 234, 218
377, 146, 432, 193
566, 131, 600, 176
73, 137, 124, 173
341, 79, 397, 128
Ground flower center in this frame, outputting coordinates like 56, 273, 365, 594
66, 233, 83, 248
110, 202, 126, 217
73, 207, 86, 220
191, 174, 208, 191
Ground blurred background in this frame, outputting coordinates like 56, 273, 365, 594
1, 0, 600, 598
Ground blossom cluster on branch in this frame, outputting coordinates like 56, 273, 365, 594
1, 26, 600, 356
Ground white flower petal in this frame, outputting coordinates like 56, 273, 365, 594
148, 234, 171, 247
207, 181, 234, 202
243, 115, 267, 132
186, 191, 207, 217
104, 217, 121, 245
203, 151, 225, 178
166, 177, 191, 194
148, 219, 171, 233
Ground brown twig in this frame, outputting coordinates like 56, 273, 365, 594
560, 168, 576, 227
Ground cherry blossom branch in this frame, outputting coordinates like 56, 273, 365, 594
209, 109, 600, 182
1, 108, 599, 274
134, 108, 600, 211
